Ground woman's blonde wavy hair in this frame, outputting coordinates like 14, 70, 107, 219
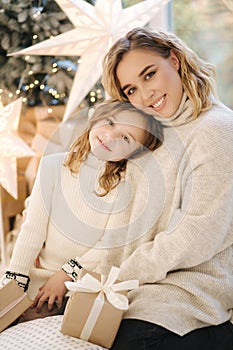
64, 100, 163, 196
102, 27, 218, 118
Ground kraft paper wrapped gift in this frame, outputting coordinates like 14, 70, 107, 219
61, 267, 139, 348
0, 280, 33, 332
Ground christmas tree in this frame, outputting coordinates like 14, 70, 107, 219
0, 0, 104, 108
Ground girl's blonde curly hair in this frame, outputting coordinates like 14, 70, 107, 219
102, 27, 218, 118
64, 100, 163, 196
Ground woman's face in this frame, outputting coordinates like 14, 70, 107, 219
116, 49, 183, 118
89, 110, 147, 161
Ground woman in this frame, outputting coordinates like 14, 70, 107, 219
1, 100, 161, 319
101, 27, 233, 349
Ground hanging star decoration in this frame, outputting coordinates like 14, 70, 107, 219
0, 98, 35, 199
9, 0, 170, 122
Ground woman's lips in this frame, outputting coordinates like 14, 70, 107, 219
150, 94, 166, 111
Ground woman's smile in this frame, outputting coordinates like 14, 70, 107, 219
150, 94, 166, 111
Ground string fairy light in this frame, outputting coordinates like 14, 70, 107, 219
0, 1, 107, 108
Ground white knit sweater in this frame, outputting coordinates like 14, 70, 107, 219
3, 94, 233, 336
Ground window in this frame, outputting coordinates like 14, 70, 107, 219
149, 0, 232, 109
173, 0, 233, 109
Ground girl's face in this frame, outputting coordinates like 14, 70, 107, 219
116, 49, 183, 118
89, 110, 147, 161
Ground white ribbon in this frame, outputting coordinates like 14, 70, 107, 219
0, 294, 26, 318
65, 266, 139, 341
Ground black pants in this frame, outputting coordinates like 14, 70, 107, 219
110, 319, 233, 350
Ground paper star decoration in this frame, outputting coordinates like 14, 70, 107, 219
0, 98, 35, 199
9, 0, 170, 122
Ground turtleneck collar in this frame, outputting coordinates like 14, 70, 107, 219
152, 92, 194, 127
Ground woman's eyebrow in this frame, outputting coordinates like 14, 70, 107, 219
122, 65, 155, 92
138, 64, 155, 77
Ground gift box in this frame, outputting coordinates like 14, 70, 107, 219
1, 174, 28, 234
61, 267, 138, 348
0, 280, 33, 332
37, 118, 61, 140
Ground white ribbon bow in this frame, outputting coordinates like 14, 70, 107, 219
65, 266, 139, 311
65, 266, 139, 341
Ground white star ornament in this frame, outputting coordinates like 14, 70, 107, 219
9, 0, 170, 122
0, 98, 35, 199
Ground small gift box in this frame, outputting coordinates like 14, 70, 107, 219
0, 280, 33, 332
61, 266, 139, 348
1, 174, 28, 233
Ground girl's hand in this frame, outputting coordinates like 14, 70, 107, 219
33, 270, 72, 312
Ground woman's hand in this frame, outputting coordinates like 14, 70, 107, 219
33, 270, 72, 312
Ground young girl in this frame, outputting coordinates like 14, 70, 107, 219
1, 100, 162, 319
